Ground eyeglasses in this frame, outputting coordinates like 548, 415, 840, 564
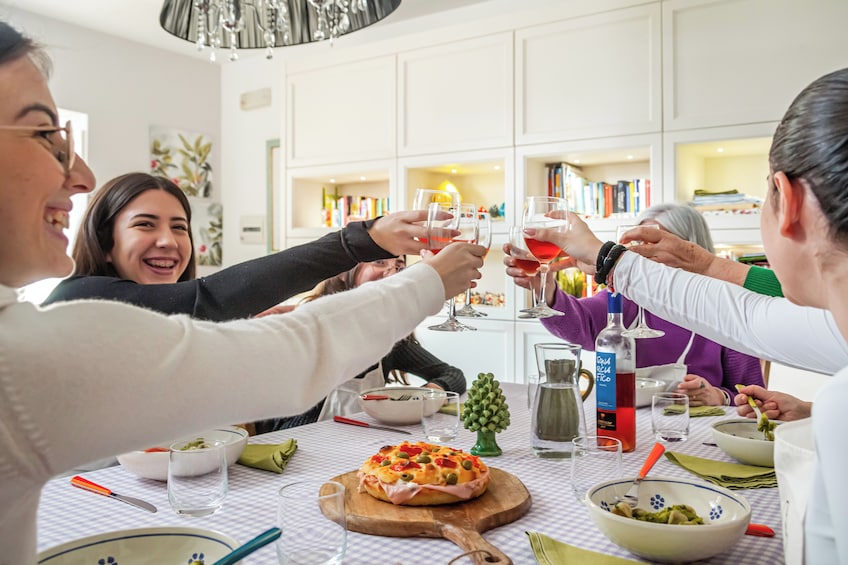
0, 120, 75, 176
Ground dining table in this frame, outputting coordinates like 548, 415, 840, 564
37, 383, 785, 564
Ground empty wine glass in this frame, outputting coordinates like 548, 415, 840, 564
521, 196, 569, 318
616, 223, 664, 338
456, 210, 492, 318
427, 202, 478, 332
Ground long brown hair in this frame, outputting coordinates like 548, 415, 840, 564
72, 172, 197, 281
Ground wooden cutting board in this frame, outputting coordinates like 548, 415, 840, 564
330, 467, 531, 565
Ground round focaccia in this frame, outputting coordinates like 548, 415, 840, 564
357, 441, 489, 506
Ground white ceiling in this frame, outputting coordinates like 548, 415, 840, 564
2, 0, 491, 61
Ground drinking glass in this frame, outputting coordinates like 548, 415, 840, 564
276, 480, 347, 565
412, 188, 460, 212
651, 392, 690, 443
456, 210, 492, 318
507, 225, 543, 318
421, 390, 460, 443
167, 440, 228, 517
521, 196, 569, 318
616, 224, 664, 338
570, 435, 622, 502
427, 202, 479, 332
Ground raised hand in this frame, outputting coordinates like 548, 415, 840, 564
367, 210, 454, 257
421, 242, 486, 300
523, 212, 602, 274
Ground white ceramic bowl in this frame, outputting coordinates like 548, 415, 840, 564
586, 476, 751, 563
357, 386, 440, 425
635, 377, 667, 408
711, 418, 782, 467
38, 526, 239, 564
117, 426, 249, 481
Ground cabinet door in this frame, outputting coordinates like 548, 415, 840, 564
287, 57, 396, 167
397, 33, 513, 156
515, 3, 662, 145
664, 0, 848, 130
414, 319, 515, 387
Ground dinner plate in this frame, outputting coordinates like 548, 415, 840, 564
38, 526, 239, 564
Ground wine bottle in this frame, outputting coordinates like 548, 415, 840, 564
595, 291, 636, 452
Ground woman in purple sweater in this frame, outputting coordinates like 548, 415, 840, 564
506, 203, 764, 406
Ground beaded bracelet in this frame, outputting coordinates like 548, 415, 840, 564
595, 241, 615, 273
594, 243, 627, 285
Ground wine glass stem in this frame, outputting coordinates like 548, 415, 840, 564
638, 306, 646, 327
465, 287, 472, 309
447, 297, 458, 320
538, 264, 550, 308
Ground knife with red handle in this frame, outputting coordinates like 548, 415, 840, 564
745, 523, 775, 537
333, 415, 412, 435
71, 475, 157, 513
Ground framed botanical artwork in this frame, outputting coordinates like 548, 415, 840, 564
150, 126, 213, 198
188, 197, 223, 267
267, 138, 281, 253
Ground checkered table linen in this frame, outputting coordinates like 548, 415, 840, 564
37, 384, 784, 564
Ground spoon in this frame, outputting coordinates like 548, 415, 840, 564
211, 527, 281, 565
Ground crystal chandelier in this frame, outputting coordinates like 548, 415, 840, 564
160, 0, 402, 62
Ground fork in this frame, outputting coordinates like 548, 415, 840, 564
618, 442, 666, 507
735, 384, 775, 440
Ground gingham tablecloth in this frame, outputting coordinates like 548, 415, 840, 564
37, 384, 784, 564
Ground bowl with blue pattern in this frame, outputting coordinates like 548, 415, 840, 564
37, 526, 239, 564
585, 476, 751, 562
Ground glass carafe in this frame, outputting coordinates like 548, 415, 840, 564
531, 342, 593, 459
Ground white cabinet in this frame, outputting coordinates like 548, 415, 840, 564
287, 56, 396, 167
414, 318, 516, 387
663, 0, 848, 131
663, 123, 777, 245
515, 3, 662, 145
397, 33, 513, 156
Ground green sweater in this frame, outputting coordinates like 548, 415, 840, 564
743, 266, 784, 297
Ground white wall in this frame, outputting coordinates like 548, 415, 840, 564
1, 8, 221, 205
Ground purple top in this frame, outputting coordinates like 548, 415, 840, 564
541, 288, 764, 398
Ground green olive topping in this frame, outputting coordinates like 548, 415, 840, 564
400, 472, 414, 481
461, 459, 473, 470
380, 459, 391, 466
416, 455, 431, 463
446, 473, 458, 485
397, 451, 409, 459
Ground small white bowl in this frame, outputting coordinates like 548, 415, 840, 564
586, 476, 751, 563
38, 526, 238, 564
117, 426, 248, 481
357, 386, 439, 425
635, 377, 667, 408
712, 418, 781, 467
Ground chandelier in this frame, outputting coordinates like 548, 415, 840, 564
160, 0, 402, 62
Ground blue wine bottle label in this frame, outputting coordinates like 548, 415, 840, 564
596, 351, 617, 410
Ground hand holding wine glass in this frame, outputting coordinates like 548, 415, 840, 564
616, 224, 664, 339
521, 196, 570, 318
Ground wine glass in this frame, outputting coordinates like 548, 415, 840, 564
521, 196, 569, 318
456, 210, 492, 318
427, 203, 479, 332
413, 188, 459, 212
507, 225, 544, 319
616, 223, 664, 338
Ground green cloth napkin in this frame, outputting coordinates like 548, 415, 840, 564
237, 439, 297, 474
663, 405, 727, 417
664, 451, 776, 489
526, 531, 638, 565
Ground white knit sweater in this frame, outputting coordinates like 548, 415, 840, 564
0, 263, 444, 564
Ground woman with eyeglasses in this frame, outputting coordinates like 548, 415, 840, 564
0, 21, 485, 562
255, 256, 466, 432
42, 172, 445, 321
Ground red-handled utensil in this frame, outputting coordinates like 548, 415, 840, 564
333, 415, 412, 435
70, 475, 157, 513
745, 523, 775, 537
619, 442, 666, 507
361, 394, 389, 400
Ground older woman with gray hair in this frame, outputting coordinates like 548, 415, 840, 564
504, 203, 763, 406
